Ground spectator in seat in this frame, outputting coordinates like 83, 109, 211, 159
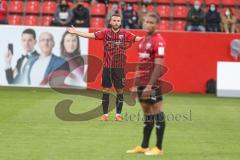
91, 0, 109, 4
106, 3, 121, 27
186, 0, 206, 32
221, 8, 237, 34
72, 0, 90, 27
206, 4, 221, 32
122, 3, 139, 29
143, 0, 152, 4
51, 0, 73, 27
138, 4, 148, 29
0, 0, 8, 24
235, 19, 240, 33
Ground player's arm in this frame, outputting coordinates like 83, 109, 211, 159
135, 36, 143, 42
145, 41, 165, 90
147, 57, 164, 88
67, 26, 96, 39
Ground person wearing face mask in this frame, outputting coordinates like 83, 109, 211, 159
123, 3, 139, 29
72, 0, 90, 27
221, 8, 237, 34
206, 4, 221, 32
51, 0, 73, 27
186, 0, 206, 32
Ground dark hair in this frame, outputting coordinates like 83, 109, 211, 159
60, 31, 81, 58
145, 12, 161, 23
22, 28, 36, 40
110, 14, 121, 20
226, 7, 233, 15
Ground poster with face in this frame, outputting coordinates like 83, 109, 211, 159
0, 25, 89, 88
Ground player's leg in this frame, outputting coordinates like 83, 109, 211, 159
127, 86, 154, 153
152, 102, 165, 151
141, 102, 155, 149
127, 102, 153, 153
115, 88, 124, 121
112, 68, 125, 121
145, 88, 165, 156
101, 68, 112, 121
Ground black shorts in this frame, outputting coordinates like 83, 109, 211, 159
137, 86, 163, 104
102, 68, 125, 89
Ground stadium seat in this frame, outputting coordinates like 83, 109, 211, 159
172, 0, 188, 4
158, 20, 170, 30
83, 2, 89, 8
221, 0, 237, 6
173, 20, 186, 31
68, 2, 73, 8
173, 6, 188, 18
147, 5, 155, 12
124, 0, 138, 2
9, 1, 24, 13
24, 15, 39, 26
91, 3, 106, 16
189, 0, 204, 4
26, 1, 40, 14
155, 0, 171, 3
157, 5, 171, 18
205, 0, 221, 5
41, 16, 53, 26
133, 4, 138, 12
42, 1, 57, 14
90, 17, 105, 28
7, 15, 22, 25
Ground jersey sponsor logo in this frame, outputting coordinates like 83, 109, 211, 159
139, 52, 150, 58
158, 47, 165, 56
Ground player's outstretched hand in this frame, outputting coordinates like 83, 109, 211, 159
67, 25, 77, 34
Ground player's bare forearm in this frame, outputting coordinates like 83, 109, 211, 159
67, 26, 96, 39
77, 32, 95, 39
147, 57, 164, 87
135, 36, 143, 42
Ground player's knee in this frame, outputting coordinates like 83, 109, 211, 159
152, 102, 163, 114
103, 88, 111, 93
116, 88, 123, 94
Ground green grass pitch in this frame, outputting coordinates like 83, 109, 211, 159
0, 88, 240, 160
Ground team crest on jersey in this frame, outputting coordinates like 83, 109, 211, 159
159, 42, 163, 46
146, 43, 152, 49
119, 35, 124, 40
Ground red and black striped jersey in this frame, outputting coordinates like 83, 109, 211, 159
94, 29, 136, 68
